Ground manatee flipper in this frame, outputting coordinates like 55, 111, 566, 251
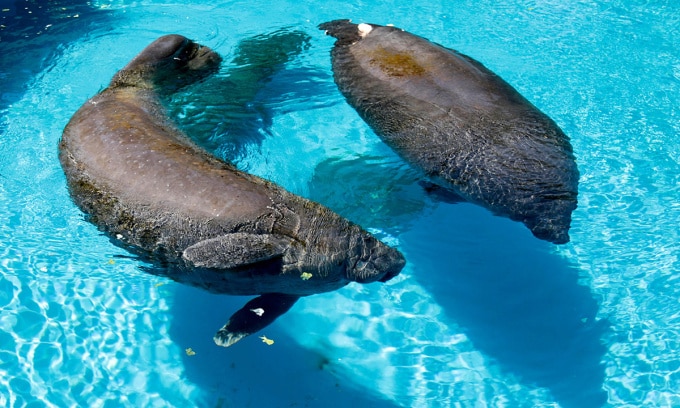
182, 233, 293, 269
214, 293, 300, 347
418, 180, 467, 204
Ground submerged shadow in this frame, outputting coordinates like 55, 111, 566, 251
306, 154, 608, 406
166, 28, 335, 163
168, 284, 399, 407
403, 203, 609, 407
307, 154, 435, 233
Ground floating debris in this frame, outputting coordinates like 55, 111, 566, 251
107, 259, 115, 265
185, 348, 196, 356
154, 282, 166, 288
259, 336, 274, 346
300, 272, 312, 280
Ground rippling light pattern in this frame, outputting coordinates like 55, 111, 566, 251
1, 0, 679, 407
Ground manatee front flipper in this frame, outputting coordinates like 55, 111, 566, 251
182, 233, 293, 269
418, 180, 467, 204
214, 293, 300, 347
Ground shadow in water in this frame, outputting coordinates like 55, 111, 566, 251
168, 284, 399, 407
308, 154, 434, 233
166, 27, 335, 163
403, 203, 609, 407
306, 155, 608, 406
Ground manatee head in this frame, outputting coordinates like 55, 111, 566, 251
278, 211, 405, 287
111, 34, 222, 90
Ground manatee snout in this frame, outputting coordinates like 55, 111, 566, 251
183, 42, 222, 72
346, 231, 405, 284
145, 34, 222, 70
161, 39, 222, 86
373, 246, 405, 283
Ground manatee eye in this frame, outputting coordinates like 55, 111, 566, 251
148, 35, 189, 61
173, 41, 199, 63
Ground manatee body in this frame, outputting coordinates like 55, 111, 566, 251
59, 34, 405, 347
320, 20, 579, 244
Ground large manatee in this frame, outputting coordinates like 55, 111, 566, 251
59, 34, 405, 347
319, 20, 579, 244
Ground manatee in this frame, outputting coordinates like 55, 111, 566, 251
319, 20, 579, 244
58, 34, 405, 347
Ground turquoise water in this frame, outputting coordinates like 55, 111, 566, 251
1, 0, 679, 407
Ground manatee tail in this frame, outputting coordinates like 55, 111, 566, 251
318, 19, 363, 45
213, 293, 300, 347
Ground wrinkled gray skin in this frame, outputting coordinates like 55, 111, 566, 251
320, 20, 579, 244
59, 34, 405, 347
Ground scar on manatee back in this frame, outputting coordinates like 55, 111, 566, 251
369, 47, 427, 77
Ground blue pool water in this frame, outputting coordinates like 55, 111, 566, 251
1, 0, 679, 406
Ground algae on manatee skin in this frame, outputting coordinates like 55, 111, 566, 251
370, 47, 427, 77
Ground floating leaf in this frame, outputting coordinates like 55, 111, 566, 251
154, 282, 166, 288
185, 347, 196, 356
300, 272, 312, 280
259, 335, 274, 346
107, 259, 115, 265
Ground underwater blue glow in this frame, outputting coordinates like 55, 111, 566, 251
1, 0, 679, 407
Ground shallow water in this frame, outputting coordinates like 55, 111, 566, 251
1, 0, 679, 407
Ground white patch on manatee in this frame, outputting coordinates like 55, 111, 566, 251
357, 23, 373, 37
250, 308, 265, 316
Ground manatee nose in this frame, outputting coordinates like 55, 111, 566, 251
375, 247, 405, 282
350, 236, 405, 283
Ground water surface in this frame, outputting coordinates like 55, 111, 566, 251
1, 0, 679, 406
